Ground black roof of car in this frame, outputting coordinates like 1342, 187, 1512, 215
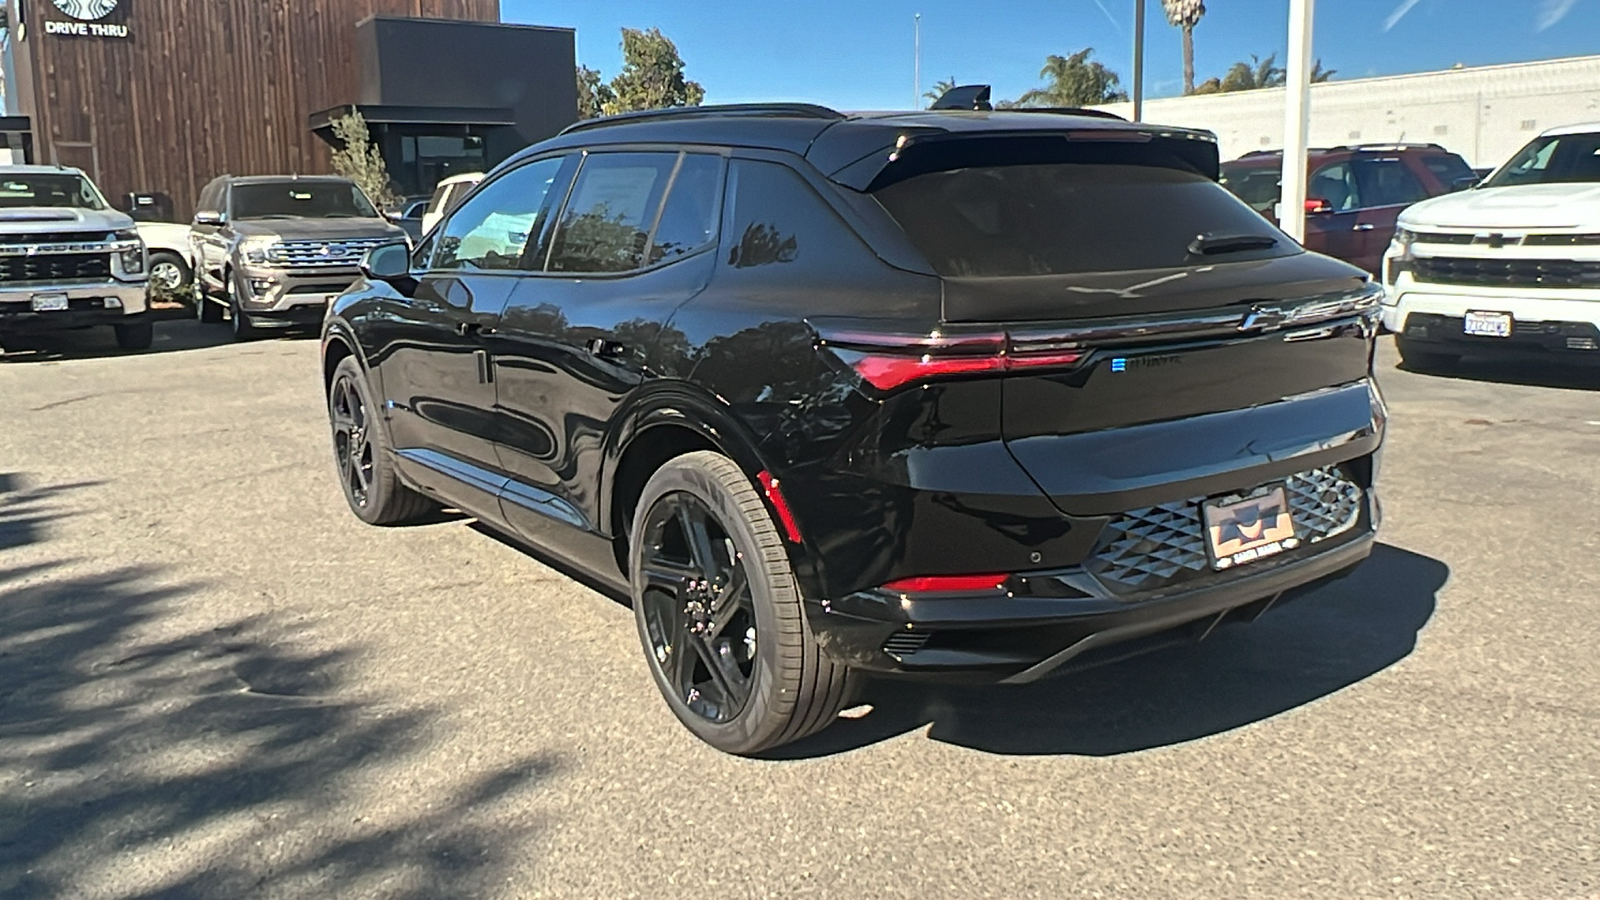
514, 104, 1220, 190
222, 174, 358, 185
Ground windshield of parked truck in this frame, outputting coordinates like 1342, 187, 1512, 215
1483, 132, 1600, 187
230, 181, 379, 219
0, 173, 108, 210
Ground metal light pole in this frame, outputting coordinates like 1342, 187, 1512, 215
914, 13, 922, 109
1132, 0, 1145, 121
1280, 0, 1315, 243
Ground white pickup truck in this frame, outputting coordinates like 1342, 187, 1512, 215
1381, 122, 1600, 370
0, 165, 152, 351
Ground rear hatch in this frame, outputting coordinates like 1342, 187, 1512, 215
870, 134, 1378, 514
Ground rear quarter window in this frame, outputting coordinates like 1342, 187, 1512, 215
876, 162, 1292, 277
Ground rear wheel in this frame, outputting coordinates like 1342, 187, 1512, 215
114, 321, 154, 351
630, 451, 854, 755
327, 356, 436, 526
1396, 337, 1459, 372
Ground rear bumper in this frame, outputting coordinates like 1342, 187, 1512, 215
806, 516, 1377, 683
0, 282, 149, 332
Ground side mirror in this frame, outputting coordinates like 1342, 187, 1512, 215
361, 241, 413, 286
1450, 175, 1480, 192
194, 210, 225, 226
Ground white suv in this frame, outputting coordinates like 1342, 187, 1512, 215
1381, 122, 1600, 369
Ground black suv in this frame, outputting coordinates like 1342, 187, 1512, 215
322, 101, 1386, 754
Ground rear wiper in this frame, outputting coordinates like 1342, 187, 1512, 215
1188, 233, 1279, 256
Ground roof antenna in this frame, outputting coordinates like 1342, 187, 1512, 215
930, 84, 992, 111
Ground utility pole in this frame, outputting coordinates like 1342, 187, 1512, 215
1132, 0, 1146, 121
914, 13, 922, 109
1280, 0, 1315, 243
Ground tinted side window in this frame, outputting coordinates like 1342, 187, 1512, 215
546, 152, 677, 274
649, 154, 723, 265
1308, 162, 1361, 212
1420, 153, 1475, 185
723, 159, 878, 274
434, 157, 565, 272
1353, 158, 1429, 207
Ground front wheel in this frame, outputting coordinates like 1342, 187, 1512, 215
148, 251, 191, 294
327, 356, 436, 526
114, 321, 154, 351
630, 451, 854, 755
227, 272, 257, 341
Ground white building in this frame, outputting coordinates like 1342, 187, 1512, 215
1097, 55, 1600, 168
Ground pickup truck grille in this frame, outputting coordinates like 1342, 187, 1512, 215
0, 230, 115, 246
266, 238, 388, 269
1413, 256, 1600, 289
0, 252, 112, 284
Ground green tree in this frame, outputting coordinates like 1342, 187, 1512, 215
1162, 0, 1207, 95
328, 112, 397, 210
923, 76, 957, 107
576, 64, 615, 120
1220, 53, 1285, 92
1015, 48, 1128, 108
603, 27, 705, 115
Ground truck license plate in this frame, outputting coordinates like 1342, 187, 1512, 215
31, 292, 69, 312
1202, 485, 1299, 571
1463, 311, 1513, 338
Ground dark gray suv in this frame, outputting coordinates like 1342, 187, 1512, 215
190, 175, 407, 339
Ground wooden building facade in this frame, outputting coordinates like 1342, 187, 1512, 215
2, 0, 526, 217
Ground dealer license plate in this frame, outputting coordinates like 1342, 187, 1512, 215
1463, 310, 1513, 338
1202, 485, 1300, 571
31, 292, 68, 312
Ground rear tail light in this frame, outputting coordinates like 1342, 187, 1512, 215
881, 574, 1008, 593
815, 324, 1086, 392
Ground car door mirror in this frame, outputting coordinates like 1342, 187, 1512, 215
1450, 175, 1480, 192
194, 210, 225, 226
361, 241, 415, 291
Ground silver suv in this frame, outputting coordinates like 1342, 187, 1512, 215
0, 165, 151, 352
190, 175, 407, 340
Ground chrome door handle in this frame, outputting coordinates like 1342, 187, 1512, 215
1352, 223, 1376, 232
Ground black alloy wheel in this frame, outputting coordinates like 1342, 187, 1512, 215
631, 451, 854, 755
637, 491, 760, 725
330, 371, 375, 511
326, 356, 434, 526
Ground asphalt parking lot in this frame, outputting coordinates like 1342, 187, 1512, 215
2, 321, 1597, 899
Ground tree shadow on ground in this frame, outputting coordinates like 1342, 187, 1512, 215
777, 543, 1446, 759
0, 474, 556, 898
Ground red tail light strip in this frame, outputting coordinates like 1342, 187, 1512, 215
757, 471, 804, 544
846, 349, 1085, 391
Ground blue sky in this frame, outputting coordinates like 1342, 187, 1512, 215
503, 0, 1600, 109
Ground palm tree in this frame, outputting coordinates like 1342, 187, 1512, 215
923, 77, 958, 108
1015, 48, 1128, 108
1311, 59, 1337, 83
1220, 53, 1285, 92
1162, 0, 1207, 95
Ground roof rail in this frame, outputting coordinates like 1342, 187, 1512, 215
559, 103, 844, 136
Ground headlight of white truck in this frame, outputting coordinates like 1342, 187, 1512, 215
113, 228, 145, 274
239, 236, 279, 265
1383, 228, 1417, 289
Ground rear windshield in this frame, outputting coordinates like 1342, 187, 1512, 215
876, 162, 1291, 277
231, 181, 378, 220
1483, 132, 1600, 187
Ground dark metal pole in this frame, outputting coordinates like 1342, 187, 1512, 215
1132, 0, 1146, 121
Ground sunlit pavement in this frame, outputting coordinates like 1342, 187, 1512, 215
2, 321, 1596, 898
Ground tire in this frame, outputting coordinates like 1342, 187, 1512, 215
196, 274, 223, 323
226, 271, 257, 341
1396, 337, 1459, 372
113, 321, 154, 351
148, 251, 191, 293
327, 355, 436, 526
630, 451, 854, 755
